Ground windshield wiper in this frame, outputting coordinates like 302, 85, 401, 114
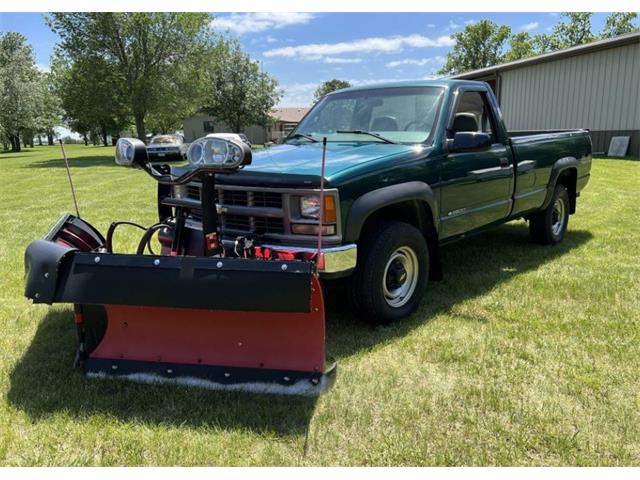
286, 133, 318, 143
336, 130, 396, 144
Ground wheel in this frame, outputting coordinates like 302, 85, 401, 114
350, 221, 429, 325
529, 185, 570, 245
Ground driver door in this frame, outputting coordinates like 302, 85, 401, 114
439, 89, 513, 239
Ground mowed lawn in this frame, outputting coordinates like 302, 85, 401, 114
0, 144, 638, 466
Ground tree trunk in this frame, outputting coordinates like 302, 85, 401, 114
47, 134, 54, 146
83, 134, 88, 146
38, 135, 42, 146
101, 125, 108, 147
12, 134, 21, 152
135, 112, 146, 143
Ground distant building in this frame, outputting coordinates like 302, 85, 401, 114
267, 107, 311, 142
452, 32, 640, 157
183, 107, 311, 145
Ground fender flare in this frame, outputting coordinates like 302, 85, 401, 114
541, 156, 578, 209
344, 181, 438, 242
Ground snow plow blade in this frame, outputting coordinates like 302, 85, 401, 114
24, 238, 335, 395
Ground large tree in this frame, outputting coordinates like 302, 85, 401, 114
203, 39, 281, 133
0, 32, 41, 151
48, 13, 212, 142
438, 20, 511, 75
313, 79, 351, 102
601, 12, 639, 38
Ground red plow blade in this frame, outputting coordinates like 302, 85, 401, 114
25, 236, 336, 395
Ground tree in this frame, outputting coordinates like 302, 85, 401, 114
504, 32, 535, 62
34, 72, 63, 145
313, 79, 351, 102
0, 32, 41, 151
542, 12, 594, 51
51, 53, 129, 146
48, 13, 212, 142
438, 20, 511, 75
203, 39, 281, 133
601, 12, 639, 38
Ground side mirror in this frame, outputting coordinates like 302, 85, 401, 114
449, 132, 492, 152
115, 138, 149, 167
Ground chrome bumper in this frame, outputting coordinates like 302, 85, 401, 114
223, 241, 357, 277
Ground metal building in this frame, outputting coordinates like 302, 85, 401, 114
453, 32, 640, 157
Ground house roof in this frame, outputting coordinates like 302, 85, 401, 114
452, 31, 640, 80
271, 107, 311, 123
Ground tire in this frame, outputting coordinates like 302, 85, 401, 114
350, 221, 429, 325
529, 185, 570, 245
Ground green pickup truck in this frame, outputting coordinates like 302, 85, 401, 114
165, 79, 592, 324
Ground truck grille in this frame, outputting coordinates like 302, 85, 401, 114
185, 184, 285, 236
186, 186, 282, 209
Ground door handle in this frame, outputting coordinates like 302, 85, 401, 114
499, 157, 510, 167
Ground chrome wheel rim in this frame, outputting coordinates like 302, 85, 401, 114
383, 246, 419, 308
551, 197, 566, 236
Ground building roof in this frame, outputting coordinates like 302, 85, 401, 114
271, 107, 311, 123
452, 31, 640, 80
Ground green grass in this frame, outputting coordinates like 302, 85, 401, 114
0, 145, 639, 466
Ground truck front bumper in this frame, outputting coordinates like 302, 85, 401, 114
270, 243, 358, 278
223, 241, 358, 278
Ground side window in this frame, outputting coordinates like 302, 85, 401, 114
449, 91, 497, 141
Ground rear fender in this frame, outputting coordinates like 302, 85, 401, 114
542, 157, 577, 210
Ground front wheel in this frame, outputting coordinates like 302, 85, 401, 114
529, 185, 570, 245
350, 221, 429, 325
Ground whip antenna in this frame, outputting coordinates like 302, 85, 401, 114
59, 139, 81, 218
316, 137, 328, 262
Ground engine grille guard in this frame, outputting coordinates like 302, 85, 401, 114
24, 214, 336, 395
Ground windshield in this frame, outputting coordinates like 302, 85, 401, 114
290, 86, 445, 144
151, 135, 182, 145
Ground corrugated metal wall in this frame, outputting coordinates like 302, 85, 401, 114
500, 42, 640, 132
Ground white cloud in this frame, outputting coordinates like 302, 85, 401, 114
464, 20, 476, 25
447, 21, 461, 30
212, 12, 314, 35
278, 82, 318, 107
385, 56, 445, 68
323, 57, 362, 64
36, 63, 50, 73
265, 35, 278, 43
264, 34, 454, 58
521, 22, 540, 31
427, 23, 436, 28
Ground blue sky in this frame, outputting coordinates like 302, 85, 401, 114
0, 12, 614, 107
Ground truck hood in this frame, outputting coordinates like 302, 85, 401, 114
245, 142, 420, 180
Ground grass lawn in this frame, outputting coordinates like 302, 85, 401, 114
0, 145, 638, 466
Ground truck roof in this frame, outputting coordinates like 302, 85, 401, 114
328, 79, 485, 95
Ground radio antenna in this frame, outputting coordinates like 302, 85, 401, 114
59, 139, 81, 218
316, 137, 328, 262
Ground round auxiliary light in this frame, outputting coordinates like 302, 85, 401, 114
186, 136, 251, 170
188, 141, 204, 164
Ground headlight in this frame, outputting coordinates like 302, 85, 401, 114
300, 195, 321, 219
299, 195, 337, 222
186, 137, 251, 169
